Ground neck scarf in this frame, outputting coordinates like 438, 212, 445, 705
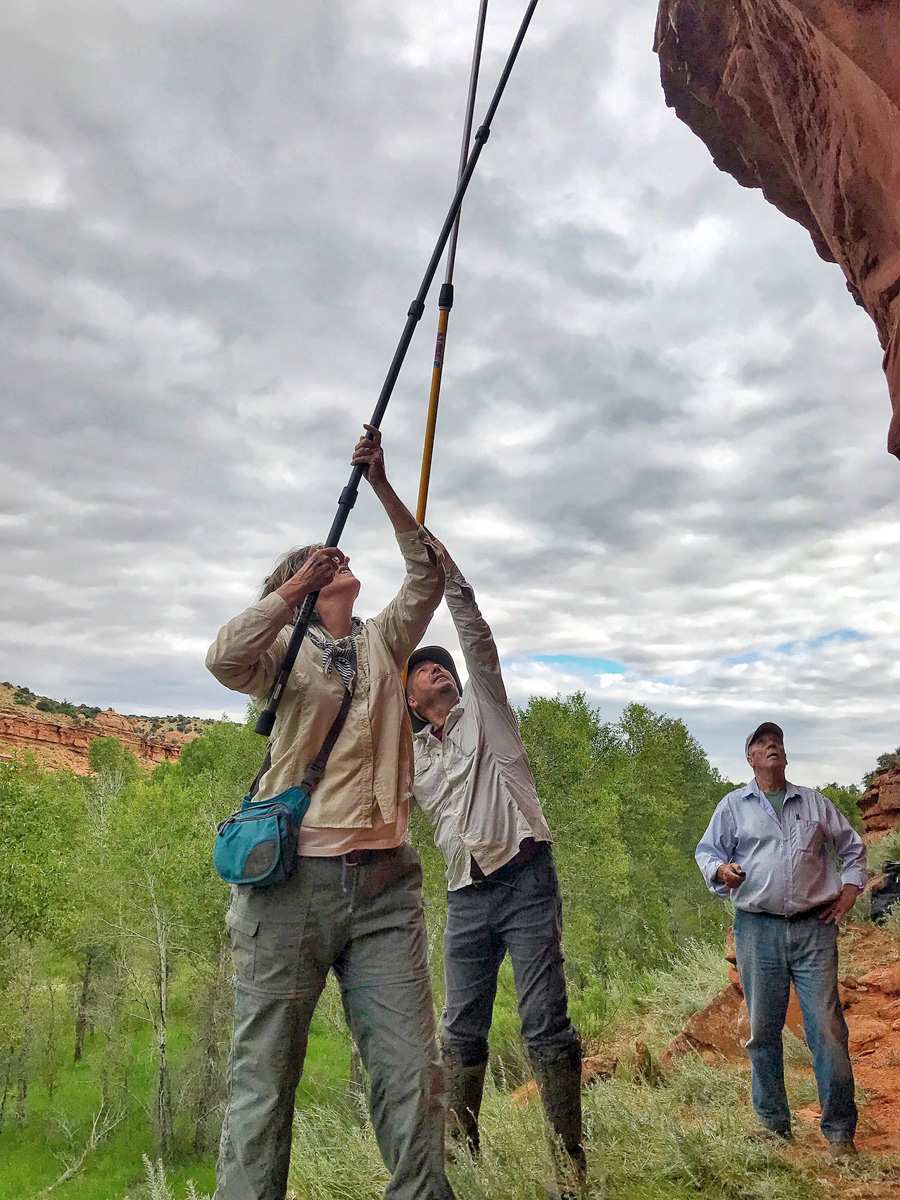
307, 617, 363, 694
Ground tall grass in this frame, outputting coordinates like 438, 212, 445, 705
123, 1056, 826, 1200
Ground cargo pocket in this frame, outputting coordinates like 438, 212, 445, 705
225, 907, 259, 985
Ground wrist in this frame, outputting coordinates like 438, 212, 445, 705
276, 582, 307, 608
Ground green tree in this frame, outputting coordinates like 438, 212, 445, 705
518, 693, 632, 976
819, 783, 862, 833
0, 760, 81, 950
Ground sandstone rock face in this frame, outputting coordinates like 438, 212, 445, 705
0, 707, 188, 774
655, 0, 900, 458
857, 766, 900, 835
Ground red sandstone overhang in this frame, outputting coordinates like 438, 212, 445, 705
655, 0, 900, 459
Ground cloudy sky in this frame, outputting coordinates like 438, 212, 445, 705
2, 0, 898, 785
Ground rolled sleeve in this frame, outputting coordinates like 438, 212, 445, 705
205, 592, 295, 697
695, 802, 735, 900
371, 526, 445, 666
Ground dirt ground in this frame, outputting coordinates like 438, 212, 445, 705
605, 922, 900, 1197
791, 926, 900, 1152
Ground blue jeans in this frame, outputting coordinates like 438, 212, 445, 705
442, 844, 578, 1065
734, 908, 857, 1142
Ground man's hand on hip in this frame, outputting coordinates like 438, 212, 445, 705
715, 862, 747, 889
819, 883, 861, 925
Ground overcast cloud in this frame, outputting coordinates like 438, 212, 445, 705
1, 0, 898, 785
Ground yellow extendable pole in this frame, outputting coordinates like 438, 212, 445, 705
416, 305, 451, 523
415, 0, 489, 526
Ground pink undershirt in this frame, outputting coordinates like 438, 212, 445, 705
296, 798, 410, 856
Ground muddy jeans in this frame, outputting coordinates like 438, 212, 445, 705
442, 843, 578, 1065
215, 844, 455, 1200
734, 907, 857, 1142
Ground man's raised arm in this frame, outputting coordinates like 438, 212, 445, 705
432, 540, 506, 703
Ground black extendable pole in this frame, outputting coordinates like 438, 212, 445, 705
416, 0, 489, 525
256, 0, 540, 736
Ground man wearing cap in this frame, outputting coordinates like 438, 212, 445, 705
695, 723, 868, 1157
405, 544, 584, 1195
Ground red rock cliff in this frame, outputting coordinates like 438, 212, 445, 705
0, 707, 189, 774
857, 765, 900, 836
654, 0, 900, 458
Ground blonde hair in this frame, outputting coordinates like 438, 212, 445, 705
259, 544, 324, 602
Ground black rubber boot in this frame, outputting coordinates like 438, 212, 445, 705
442, 1045, 488, 1159
528, 1039, 587, 1199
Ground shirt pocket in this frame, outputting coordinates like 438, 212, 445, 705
797, 820, 824, 856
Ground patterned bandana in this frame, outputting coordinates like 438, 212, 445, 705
307, 617, 363, 694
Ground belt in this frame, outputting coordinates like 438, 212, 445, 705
341, 847, 396, 866
758, 901, 832, 922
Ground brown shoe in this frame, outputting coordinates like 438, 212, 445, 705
828, 1138, 858, 1159
442, 1046, 487, 1159
746, 1126, 792, 1144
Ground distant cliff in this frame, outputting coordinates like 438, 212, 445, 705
0, 683, 204, 774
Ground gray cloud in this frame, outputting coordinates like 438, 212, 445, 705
1, 0, 898, 787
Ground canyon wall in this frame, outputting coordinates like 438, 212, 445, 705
858, 765, 900, 837
0, 707, 190, 774
654, 0, 900, 458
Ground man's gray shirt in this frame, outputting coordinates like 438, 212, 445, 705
412, 563, 551, 891
695, 780, 868, 916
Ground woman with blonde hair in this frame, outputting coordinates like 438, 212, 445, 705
206, 426, 453, 1200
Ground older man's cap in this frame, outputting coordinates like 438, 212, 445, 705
745, 722, 784, 756
405, 645, 462, 732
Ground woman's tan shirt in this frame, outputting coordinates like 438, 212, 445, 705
206, 527, 444, 837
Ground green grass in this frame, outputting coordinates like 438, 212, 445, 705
0, 1010, 350, 1200
9, 936, 899, 1200
134, 1059, 829, 1200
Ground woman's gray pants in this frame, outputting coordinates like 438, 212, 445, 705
215, 844, 454, 1200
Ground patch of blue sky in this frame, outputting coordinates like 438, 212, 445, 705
530, 654, 628, 675
725, 629, 868, 668
776, 629, 868, 655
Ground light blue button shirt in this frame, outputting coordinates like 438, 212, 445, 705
695, 780, 868, 916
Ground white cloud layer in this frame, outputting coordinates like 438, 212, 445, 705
1, 0, 898, 786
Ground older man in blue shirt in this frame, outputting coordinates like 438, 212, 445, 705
695, 722, 868, 1157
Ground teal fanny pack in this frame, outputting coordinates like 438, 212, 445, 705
214, 786, 311, 887
214, 687, 352, 889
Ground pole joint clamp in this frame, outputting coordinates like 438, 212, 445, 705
408, 299, 426, 320
474, 125, 490, 144
338, 486, 358, 509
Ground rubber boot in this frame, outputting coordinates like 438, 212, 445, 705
529, 1039, 587, 1199
442, 1045, 488, 1159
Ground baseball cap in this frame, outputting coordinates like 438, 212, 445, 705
745, 722, 784, 756
405, 645, 463, 732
